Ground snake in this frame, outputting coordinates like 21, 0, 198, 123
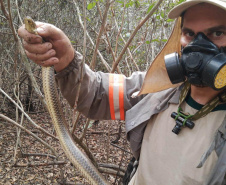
24, 16, 108, 185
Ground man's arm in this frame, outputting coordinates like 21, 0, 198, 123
56, 51, 146, 120
18, 22, 146, 120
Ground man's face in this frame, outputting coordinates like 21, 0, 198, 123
181, 3, 226, 48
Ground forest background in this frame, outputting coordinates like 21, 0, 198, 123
0, 0, 185, 184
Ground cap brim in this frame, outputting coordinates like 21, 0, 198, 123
169, 0, 226, 19
133, 18, 182, 96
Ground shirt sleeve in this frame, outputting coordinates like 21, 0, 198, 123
55, 51, 146, 120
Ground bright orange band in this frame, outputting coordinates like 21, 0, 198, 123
119, 75, 125, 120
108, 74, 125, 120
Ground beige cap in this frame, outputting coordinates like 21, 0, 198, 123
169, 0, 226, 19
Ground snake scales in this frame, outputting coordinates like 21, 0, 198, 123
24, 17, 108, 185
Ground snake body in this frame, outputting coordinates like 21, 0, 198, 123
24, 17, 108, 185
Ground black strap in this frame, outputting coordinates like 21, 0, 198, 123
122, 157, 138, 185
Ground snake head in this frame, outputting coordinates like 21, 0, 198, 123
24, 16, 38, 34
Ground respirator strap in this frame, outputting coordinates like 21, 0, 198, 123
171, 82, 226, 134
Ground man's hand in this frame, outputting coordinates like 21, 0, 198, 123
18, 21, 74, 72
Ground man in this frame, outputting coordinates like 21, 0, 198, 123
18, 0, 226, 184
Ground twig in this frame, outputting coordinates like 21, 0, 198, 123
110, 142, 132, 154
114, 125, 128, 183
111, 122, 122, 144
7, 0, 18, 41
15, 0, 23, 24
13, 84, 24, 162
111, 0, 164, 72
0, 114, 57, 156
73, 0, 111, 72
90, 0, 111, 69
21, 153, 57, 159
72, 133, 98, 168
113, 2, 126, 56
98, 163, 126, 173
71, 111, 81, 134
79, 118, 90, 142
106, 120, 111, 162
87, 131, 126, 135
73, 0, 87, 111
98, 167, 124, 177
13, 161, 66, 167
0, 88, 58, 140
0, 0, 9, 20
96, 2, 121, 74
112, 8, 139, 71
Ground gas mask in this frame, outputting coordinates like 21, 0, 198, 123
164, 32, 226, 90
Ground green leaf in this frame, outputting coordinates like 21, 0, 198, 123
178, 0, 186, 4
70, 40, 76, 44
152, 39, 159, 42
146, 41, 151, 44
87, 2, 96, 10
135, 0, 140, 8
147, 3, 155, 14
126, 1, 134, 8
166, 18, 174, 22
161, 39, 168, 42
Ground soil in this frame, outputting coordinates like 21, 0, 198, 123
0, 107, 132, 185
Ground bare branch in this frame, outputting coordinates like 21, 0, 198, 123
7, 0, 18, 42
111, 0, 164, 72
0, 0, 9, 20
90, 0, 111, 70
112, 8, 139, 71
97, 2, 121, 74
72, 133, 98, 168
99, 163, 126, 173
0, 88, 58, 140
13, 161, 66, 167
0, 114, 57, 156
98, 167, 124, 177
73, 0, 111, 72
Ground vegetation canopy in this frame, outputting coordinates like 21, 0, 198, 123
0, 0, 185, 184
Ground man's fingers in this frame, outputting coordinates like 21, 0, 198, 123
18, 25, 42, 44
36, 22, 65, 40
25, 49, 56, 61
34, 57, 59, 67
18, 21, 74, 71
23, 41, 52, 54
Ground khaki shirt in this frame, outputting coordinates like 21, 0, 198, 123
129, 101, 225, 185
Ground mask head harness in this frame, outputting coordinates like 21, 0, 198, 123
165, 32, 226, 90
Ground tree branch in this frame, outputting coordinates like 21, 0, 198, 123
73, 0, 111, 72
90, 0, 111, 70
0, 88, 58, 140
0, 114, 57, 156
111, 0, 164, 72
